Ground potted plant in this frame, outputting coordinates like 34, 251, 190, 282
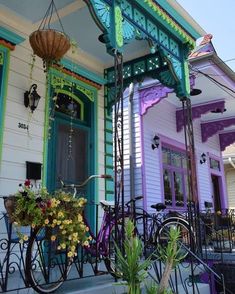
29, 0, 71, 71
4, 180, 90, 258
211, 229, 233, 253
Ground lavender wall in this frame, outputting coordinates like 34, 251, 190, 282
123, 80, 227, 211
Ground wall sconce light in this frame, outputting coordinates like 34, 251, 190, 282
24, 84, 41, 113
152, 135, 160, 150
200, 153, 207, 164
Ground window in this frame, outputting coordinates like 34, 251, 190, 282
210, 158, 220, 171
162, 146, 188, 208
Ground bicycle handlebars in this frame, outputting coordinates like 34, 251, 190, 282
125, 196, 143, 207
60, 174, 112, 189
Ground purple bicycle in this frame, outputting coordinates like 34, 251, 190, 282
25, 174, 193, 293
25, 174, 123, 294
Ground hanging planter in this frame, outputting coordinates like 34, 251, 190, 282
29, 30, 70, 62
29, 0, 71, 70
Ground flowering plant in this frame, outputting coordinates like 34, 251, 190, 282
7, 180, 90, 258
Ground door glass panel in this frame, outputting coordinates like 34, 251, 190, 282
174, 171, 184, 207
56, 93, 82, 120
56, 124, 88, 191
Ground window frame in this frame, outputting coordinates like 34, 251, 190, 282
162, 144, 188, 209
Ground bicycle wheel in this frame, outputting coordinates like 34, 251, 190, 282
26, 228, 72, 293
155, 217, 194, 258
103, 222, 123, 277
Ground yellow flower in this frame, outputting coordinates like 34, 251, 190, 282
62, 230, 67, 235
51, 235, 56, 241
59, 225, 64, 229
83, 240, 89, 247
73, 232, 78, 238
61, 243, 66, 249
31, 224, 36, 229
57, 220, 61, 225
44, 219, 49, 225
23, 235, 29, 241
53, 219, 57, 224
71, 245, 76, 252
57, 246, 61, 250
58, 211, 64, 218
77, 214, 83, 222
88, 236, 92, 241
67, 251, 73, 258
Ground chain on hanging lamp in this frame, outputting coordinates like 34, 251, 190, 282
29, 0, 70, 70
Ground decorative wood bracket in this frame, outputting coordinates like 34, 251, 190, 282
219, 131, 235, 151
87, 0, 194, 99
201, 117, 235, 142
176, 100, 225, 132
139, 84, 173, 115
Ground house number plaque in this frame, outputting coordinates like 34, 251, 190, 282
18, 122, 29, 130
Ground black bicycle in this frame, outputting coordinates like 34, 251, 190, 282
105, 196, 195, 276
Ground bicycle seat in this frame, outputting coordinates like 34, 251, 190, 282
151, 203, 166, 211
100, 200, 115, 208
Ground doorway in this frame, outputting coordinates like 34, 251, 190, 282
211, 175, 221, 211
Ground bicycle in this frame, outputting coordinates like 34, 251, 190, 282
24, 174, 125, 294
101, 197, 195, 277
23, 175, 194, 293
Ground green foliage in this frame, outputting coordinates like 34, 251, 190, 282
157, 227, 184, 268
157, 227, 184, 294
114, 220, 152, 294
8, 184, 90, 258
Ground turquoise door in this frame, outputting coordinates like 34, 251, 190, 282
47, 91, 95, 225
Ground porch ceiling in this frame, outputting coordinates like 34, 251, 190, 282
0, 0, 149, 67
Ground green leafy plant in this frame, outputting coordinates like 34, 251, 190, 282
114, 220, 152, 294
157, 227, 184, 294
5, 181, 90, 258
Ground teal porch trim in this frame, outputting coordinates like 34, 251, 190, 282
0, 45, 10, 165
104, 88, 114, 200
61, 58, 107, 85
0, 26, 25, 45
50, 68, 98, 102
154, 0, 202, 39
42, 68, 99, 228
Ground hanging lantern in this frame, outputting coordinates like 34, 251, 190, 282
29, 0, 70, 69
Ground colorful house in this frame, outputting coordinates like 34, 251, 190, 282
0, 0, 203, 208
0, 0, 224, 293
122, 34, 235, 212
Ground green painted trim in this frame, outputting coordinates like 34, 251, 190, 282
55, 89, 85, 121
50, 68, 97, 102
61, 58, 107, 85
155, 0, 202, 39
0, 26, 25, 45
42, 73, 51, 185
0, 46, 10, 165
136, 0, 195, 46
94, 90, 98, 206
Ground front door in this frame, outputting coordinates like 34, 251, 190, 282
55, 121, 89, 192
211, 175, 221, 211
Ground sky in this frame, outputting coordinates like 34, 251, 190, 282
177, 0, 235, 71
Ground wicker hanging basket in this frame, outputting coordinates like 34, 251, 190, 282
29, 29, 71, 63
4, 196, 17, 223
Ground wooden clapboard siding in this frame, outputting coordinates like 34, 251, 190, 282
0, 28, 105, 212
